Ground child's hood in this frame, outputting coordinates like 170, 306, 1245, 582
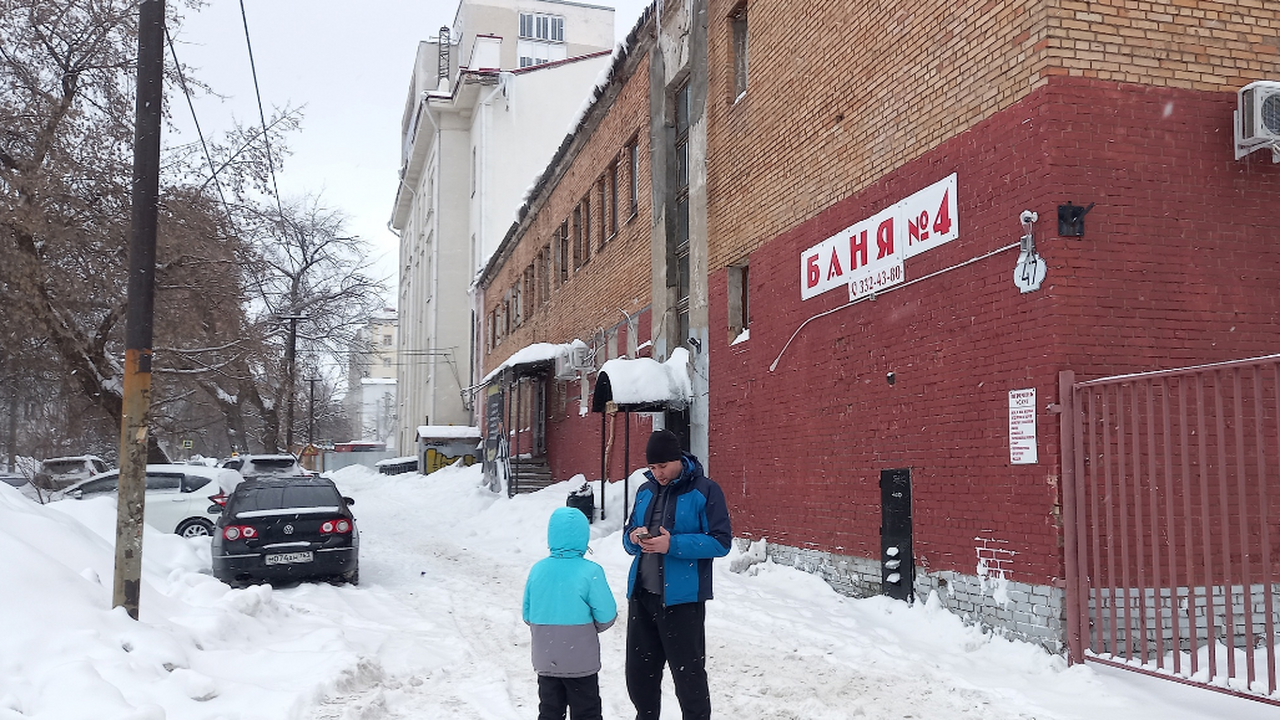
547, 506, 589, 558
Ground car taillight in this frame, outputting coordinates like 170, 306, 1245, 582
222, 524, 258, 541
208, 491, 228, 506
320, 519, 352, 534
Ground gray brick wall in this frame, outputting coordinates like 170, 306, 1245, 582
755, 540, 1067, 653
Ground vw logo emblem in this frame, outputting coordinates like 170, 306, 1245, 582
283, 524, 294, 535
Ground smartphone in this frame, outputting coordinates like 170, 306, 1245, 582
635, 528, 653, 541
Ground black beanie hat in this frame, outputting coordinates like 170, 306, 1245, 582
646, 429, 683, 464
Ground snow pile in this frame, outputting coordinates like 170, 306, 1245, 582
0, 465, 1269, 719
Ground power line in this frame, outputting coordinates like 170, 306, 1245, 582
237, 0, 286, 223
163, 25, 231, 220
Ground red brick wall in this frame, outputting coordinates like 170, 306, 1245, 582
482, 52, 654, 364
709, 77, 1280, 585
481, 47, 659, 485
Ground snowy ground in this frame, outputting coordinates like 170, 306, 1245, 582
0, 463, 1273, 719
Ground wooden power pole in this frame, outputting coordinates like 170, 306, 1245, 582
114, 0, 165, 619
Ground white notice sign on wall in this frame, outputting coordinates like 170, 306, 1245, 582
1008, 388, 1037, 465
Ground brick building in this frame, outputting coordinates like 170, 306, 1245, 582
478, 11, 660, 489
477, 0, 1280, 664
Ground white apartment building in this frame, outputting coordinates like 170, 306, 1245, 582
389, 0, 614, 450
346, 310, 398, 448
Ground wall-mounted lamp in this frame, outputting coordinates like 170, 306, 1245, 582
1014, 210, 1046, 293
1058, 201, 1095, 238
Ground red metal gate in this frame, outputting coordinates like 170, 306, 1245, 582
1060, 355, 1280, 705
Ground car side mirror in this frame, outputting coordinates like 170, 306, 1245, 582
207, 504, 223, 514
343, 497, 355, 506
70, 489, 83, 500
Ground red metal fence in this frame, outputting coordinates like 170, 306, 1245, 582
1060, 355, 1280, 705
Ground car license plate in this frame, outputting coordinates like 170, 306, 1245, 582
264, 551, 313, 566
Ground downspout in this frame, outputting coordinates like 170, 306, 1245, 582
419, 95, 442, 426
473, 72, 513, 424
477, 72, 513, 272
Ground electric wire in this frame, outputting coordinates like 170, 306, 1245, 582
164, 26, 232, 220
237, 0, 286, 223
769, 241, 1022, 372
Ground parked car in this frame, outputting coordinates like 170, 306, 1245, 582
33, 455, 110, 491
211, 476, 358, 587
61, 464, 244, 537
0, 471, 29, 488
218, 453, 312, 480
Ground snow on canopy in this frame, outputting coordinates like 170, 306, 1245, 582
595, 347, 692, 410
481, 339, 588, 385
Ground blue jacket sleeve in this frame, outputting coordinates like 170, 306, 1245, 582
587, 564, 618, 631
668, 480, 732, 560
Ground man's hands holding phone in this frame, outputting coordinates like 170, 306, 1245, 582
631, 526, 671, 553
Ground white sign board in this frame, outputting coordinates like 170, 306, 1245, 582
1008, 388, 1037, 464
799, 174, 959, 301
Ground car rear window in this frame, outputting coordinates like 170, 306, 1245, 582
45, 461, 89, 476
179, 474, 211, 493
248, 458, 298, 472
229, 483, 343, 515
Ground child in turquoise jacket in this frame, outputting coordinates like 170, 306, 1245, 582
523, 505, 617, 720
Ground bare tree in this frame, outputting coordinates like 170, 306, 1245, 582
234, 198, 386, 450
0, 0, 385, 459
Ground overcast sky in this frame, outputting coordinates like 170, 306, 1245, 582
169, 0, 651, 306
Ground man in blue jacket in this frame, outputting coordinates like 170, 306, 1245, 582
623, 429, 732, 720
524, 506, 618, 720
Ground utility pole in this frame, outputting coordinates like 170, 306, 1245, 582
308, 377, 318, 444
280, 314, 306, 451
114, 0, 165, 620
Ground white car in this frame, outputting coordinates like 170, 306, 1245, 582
62, 464, 244, 537
218, 453, 312, 480
33, 455, 110, 491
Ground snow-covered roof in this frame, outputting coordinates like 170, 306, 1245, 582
480, 339, 587, 385
416, 425, 481, 440
593, 347, 692, 411
360, 378, 397, 386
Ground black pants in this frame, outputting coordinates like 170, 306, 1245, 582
625, 590, 710, 720
537, 673, 602, 720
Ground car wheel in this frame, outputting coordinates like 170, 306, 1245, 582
343, 568, 359, 586
177, 518, 214, 538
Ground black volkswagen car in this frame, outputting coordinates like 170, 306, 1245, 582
211, 476, 358, 586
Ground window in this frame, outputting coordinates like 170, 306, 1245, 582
572, 206, 584, 269
382, 334, 392, 346
627, 138, 639, 218
540, 245, 551, 302
597, 177, 608, 248
558, 221, 570, 283
582, 197, 592, 263
513, 279, 523, 327
519, 13, 564, 42
383, 357, 393, 368
728, 262, 750, 341
671, 82, 692, 341
608, 161, 619, 235
145, 473, 182, 491
730, 3, 749, 100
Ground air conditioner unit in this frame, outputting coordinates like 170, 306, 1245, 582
554, 345, 592, 379
1234, 80, 1280, 162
